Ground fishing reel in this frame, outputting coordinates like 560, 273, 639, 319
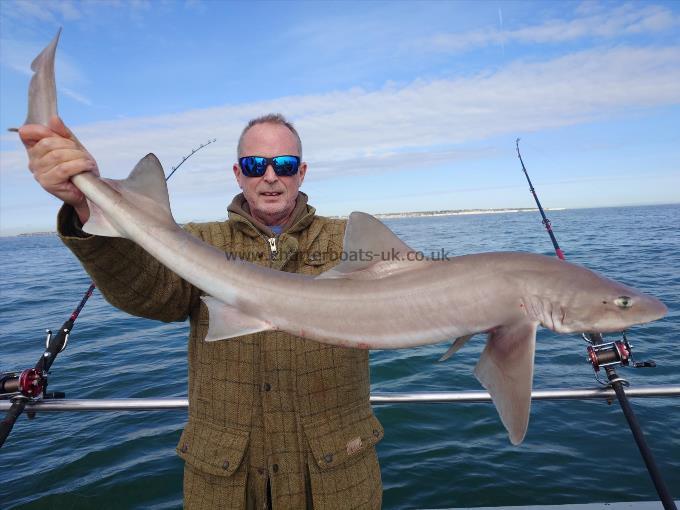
1, 327, 71, 402
583, 331, 656, 385
0, 369, 45, 400
1, 368, 64, 421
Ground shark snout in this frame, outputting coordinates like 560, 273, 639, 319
558, 288, 667, 334
597, 292, 667, 332
639, 294, 668, 322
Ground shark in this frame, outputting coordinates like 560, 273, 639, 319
22, 30, 667, 445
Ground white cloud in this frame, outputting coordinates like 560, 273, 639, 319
418, 3, 679, 53
61, 87, 93, 106
2, 0, 83, 25
3, 44, 680, 175
2, 44, 680, 231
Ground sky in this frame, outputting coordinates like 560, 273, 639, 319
0, 0, 679, 235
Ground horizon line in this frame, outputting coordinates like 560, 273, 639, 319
3, 202, 678, 238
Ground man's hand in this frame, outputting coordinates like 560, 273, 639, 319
19, 116, 98, 224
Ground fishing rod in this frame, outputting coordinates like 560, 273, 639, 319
515, 139, 564, 260
0, 138, 217, 449
515, 139, 677, 510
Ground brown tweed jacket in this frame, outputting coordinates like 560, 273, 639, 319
58, 193, 383, 509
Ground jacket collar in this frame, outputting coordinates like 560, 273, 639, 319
227, 192, 316, 238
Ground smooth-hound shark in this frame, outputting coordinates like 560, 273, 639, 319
22, 31, 667, 445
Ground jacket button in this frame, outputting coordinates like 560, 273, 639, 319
222, 460, 230, 470
373, 429, 380, 438
180, 443, 188, 453
272, 464, 279, 473
263, 382, 271, 391
324, 454, 333, 464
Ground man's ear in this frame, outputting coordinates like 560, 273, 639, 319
298, 162, 307, 184
233, 163, 243, 188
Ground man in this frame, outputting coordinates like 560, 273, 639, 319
20, 114, 383, 509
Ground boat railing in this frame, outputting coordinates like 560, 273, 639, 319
2, 385, 679, 412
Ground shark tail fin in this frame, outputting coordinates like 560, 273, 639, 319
474, 321, 538, 445
24, 28, 61, 126
82, 153, 174, 238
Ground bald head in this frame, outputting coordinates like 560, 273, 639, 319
237, 113, 302, 158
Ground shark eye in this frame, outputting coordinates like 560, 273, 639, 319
614, 296, 633, 309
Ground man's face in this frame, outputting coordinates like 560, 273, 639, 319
233, 122, 307, 226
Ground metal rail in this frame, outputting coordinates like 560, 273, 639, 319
2, 386, 678, 412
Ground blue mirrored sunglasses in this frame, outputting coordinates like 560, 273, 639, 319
238, 155, 300, 177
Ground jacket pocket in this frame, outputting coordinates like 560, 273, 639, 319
176, 418, 250, 478
302, 402, 384, 471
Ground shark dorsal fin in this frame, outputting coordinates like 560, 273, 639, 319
83, 153, 173, 237
122, 153, 172, 213
317, 211, 431, 280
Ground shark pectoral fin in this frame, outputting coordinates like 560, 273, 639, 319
82, 154, 174, 238
201, 296, 273, 342
474, 321, 538, 445
317, 211, 432, 280
438, 334, 476, 362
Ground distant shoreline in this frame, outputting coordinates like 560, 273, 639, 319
11, 207, 564, 237
331, 207, 565, 220
8, 203, 680, 237
15, 231, 57, 237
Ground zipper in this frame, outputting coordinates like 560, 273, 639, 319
267, 237, 278, 259
234, 203, 310, 262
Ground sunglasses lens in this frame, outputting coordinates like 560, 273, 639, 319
240, 156, 266, 177
239, 156, 300, 177
272, 156, 300, 176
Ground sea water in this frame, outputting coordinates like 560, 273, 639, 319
1, 205, 678, 509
